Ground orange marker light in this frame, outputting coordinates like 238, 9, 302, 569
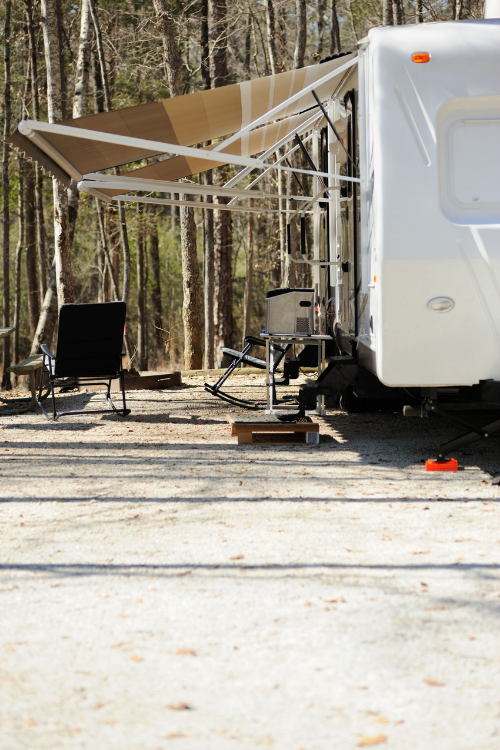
373, 275, 377, 283
412, 52, 430, 63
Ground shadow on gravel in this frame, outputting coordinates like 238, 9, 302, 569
1, 495, 498, 504
1, 562, 499, 577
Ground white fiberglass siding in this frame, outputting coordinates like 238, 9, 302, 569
367, 20, 500, 386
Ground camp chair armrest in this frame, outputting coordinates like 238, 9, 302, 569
40, 343, 55, 359
244, 336, 266, 348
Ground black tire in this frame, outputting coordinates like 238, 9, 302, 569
339, 386, 367, 413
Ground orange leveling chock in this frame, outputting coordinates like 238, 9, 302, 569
425, 458, 458, 472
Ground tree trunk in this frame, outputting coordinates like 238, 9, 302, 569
30, 261, 58, 356
153, 0, 202, 369
148, 205, 163, 366
209, 0, 233, 367
294, 0, 307, 69
209, 0, 228, 88
13, 158, 24, 368
317, 0, 326, 58
200, 0, 210, 90
136, 204, 148, 372
393, 0, 404, 25
201, 0, 214, 368
244, 12, 252, 77
55, 0, 66, 120
180, 198, 202, 369
68, 0, 91, 247
383, 0, 394, 25
243, 205, 254, 345
108, 203, 120, 298
330, 0, 341, 54
25, 0, 48, 300
284, 153, 297, 288
203, 175, 215, 369
266, 0, 278, 75
453, 0, 463, 19
416, 0, 424, 22
41, 0, 74, 307
119, 202, 131, 304
25, 164, 40, 338
213, 195, 233, 367
2, 0, 12, 388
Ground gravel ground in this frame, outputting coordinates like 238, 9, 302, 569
1, 374, 499, 750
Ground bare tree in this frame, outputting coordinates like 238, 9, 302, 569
393, 0, 404, 25
266, 0, 279, 75
317, 0, 326, 57
153, 0, 203, 369
416, 0, 424, 22
294, 0, 307, 69
68, 0, 91, 246
30, 263, 58, 356
210, 0, 233, 367
243, 204, 254, 344
13, 157, 24, 369
25, 164, 40, 337
136, 204, 148, 372
25, 0, 48, 299
148, 205, 163, 366
330, 0, 341, 53
201, 0, 214, 369
40, 0, 74, 307
2, 0, 12, 388
383, 0, 394, 25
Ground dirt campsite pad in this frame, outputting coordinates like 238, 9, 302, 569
1, 374, 499, 749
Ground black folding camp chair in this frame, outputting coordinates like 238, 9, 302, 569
37, 301, 131, 420
204, 335, 296, 409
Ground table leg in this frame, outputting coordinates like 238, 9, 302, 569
313, 339, 325, 414
266, 338, 270, 411
269, 339, 275, 412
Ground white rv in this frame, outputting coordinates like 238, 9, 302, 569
304, 17, 500, 456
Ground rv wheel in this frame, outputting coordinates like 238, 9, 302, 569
339, 386, 367, 413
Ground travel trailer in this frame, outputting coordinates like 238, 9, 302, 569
300, 15, 500, 458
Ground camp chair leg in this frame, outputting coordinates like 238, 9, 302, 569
105, 372, 131, 417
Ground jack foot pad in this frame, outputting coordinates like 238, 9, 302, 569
425, 458, 458, 472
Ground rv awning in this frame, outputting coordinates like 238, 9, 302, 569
7, 52, 357, 196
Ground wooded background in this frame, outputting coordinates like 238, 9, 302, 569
0, 0, 485, 386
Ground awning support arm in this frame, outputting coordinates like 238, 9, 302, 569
210, 55, 358, 154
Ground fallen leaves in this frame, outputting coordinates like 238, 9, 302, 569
358, 734, 387, 746
424, 606, 445, 611
176, 648, 197, 656
230, 555, 244, 560
412, 550, 430, 555
166, 702, 192, 711
130, 655, 144, 662
423, 678, 444, 687
324, 596, 345, 603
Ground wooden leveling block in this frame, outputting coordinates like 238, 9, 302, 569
227, 414, 320, 445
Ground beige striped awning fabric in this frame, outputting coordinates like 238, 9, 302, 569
7, 54, 356, 190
